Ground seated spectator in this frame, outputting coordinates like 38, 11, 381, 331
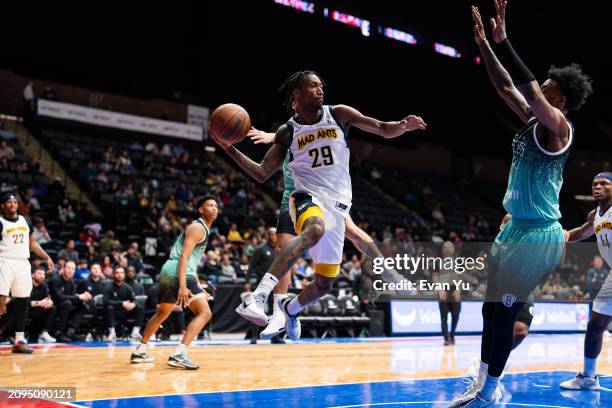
0, 140, 15, 160
99, 231, 119, 256
85, 245, 98, 265
58, 197, 76, 223
125, 266, 145, 296
32, 217, 52, 244
101, 256, 114, 279
58, 240, 79, 263
79, 227, 96, 247
77, 263, 107, 298
48, 261, 93, 342
103, 266, 144, 341
75, 259, 91, 280
124, 245, 144, 273
200, 250, 220, 282
24, 188, 41, 212
29, 268, 57, 343
219, 254, 238, 284
227, 223, 243, 243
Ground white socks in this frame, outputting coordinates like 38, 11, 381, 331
584, 357, 597, 378
136, 342, 148, 352
286, 297, 304, 316
108, 327, 116, 336
477, 361, 488, 386
15, 332, 25, 343
175, 343, 188, 355
480, 374, 501, 401
253, 273, 279, 299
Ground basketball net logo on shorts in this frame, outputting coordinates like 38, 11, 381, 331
501, 293, 517, 308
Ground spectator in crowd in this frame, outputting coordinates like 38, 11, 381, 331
75, 259, 90, 280
85, 245, 98, 265
0, 140, 15, 160
200, 250, 220, 282
79, 227, 96, 247
28, 268, 57, 343
125, 266, 145, 296
32, 217, 52, 244
219, 254, 238, 284
58, 240, 79, 263
157, 223, 176, 256
99, 231, 117, 255
101, 255, 114, 279
103, 266, 144, 341
77, 263, 107, 298
586, 255, 609, 299
24, 188, 41, 211
48, 261, 92, 342
124, 244, 144, 273
227, 223, 242, 242
58, 197, 76, 223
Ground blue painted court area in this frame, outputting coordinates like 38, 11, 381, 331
76, 371, 610, 408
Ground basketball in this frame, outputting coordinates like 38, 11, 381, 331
209, 103, 251, 145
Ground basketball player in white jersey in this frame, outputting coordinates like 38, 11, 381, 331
560, 172, 612, 390
0, 193, 54, 353
213, 70, 426, 340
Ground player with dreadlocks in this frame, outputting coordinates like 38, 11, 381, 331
213, 70, 426, 341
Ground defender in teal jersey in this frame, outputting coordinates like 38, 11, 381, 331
130, 196, 218, 369
451, 3, 594, 407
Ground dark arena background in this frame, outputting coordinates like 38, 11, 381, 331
0, 1, 610, 407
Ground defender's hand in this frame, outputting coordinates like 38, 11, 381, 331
490, 0, 508, 44
248, 127, 275, 145
471, 6, 487, 45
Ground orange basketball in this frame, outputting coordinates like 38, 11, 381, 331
209, 103, 251, 145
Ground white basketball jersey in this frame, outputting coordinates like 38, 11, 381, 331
287, 105, 351, 207
0, 216, 31, 260
594, 205, 612, 267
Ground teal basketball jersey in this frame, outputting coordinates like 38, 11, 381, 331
502, 118, 573, 222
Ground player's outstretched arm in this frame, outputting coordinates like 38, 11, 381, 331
332, 105, 426, 139
566, 210, 596, 242
487, 0, 569, 143
471, 5, 531, 123
221, 125, 290, 183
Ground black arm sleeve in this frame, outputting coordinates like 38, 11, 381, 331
495, 39, 536, 85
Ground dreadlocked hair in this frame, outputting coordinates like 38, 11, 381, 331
278, 70, 323, 112
547, 63, 593, 111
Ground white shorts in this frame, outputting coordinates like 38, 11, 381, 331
593, 272, 612, 317
0, 258, 32, 298
289, 193, 349, 277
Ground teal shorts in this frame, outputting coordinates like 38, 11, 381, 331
487, 218, 565, 306
159, 260, 201, 304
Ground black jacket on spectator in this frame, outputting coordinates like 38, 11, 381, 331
48, 275, 80, 305
125, 278, 145, 296
103, 281, 135, 307
31, 280, 51, 302
248, 242, 275, 283
76, 276, 107, 297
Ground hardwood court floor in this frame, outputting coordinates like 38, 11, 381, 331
0, 334, 610, 403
